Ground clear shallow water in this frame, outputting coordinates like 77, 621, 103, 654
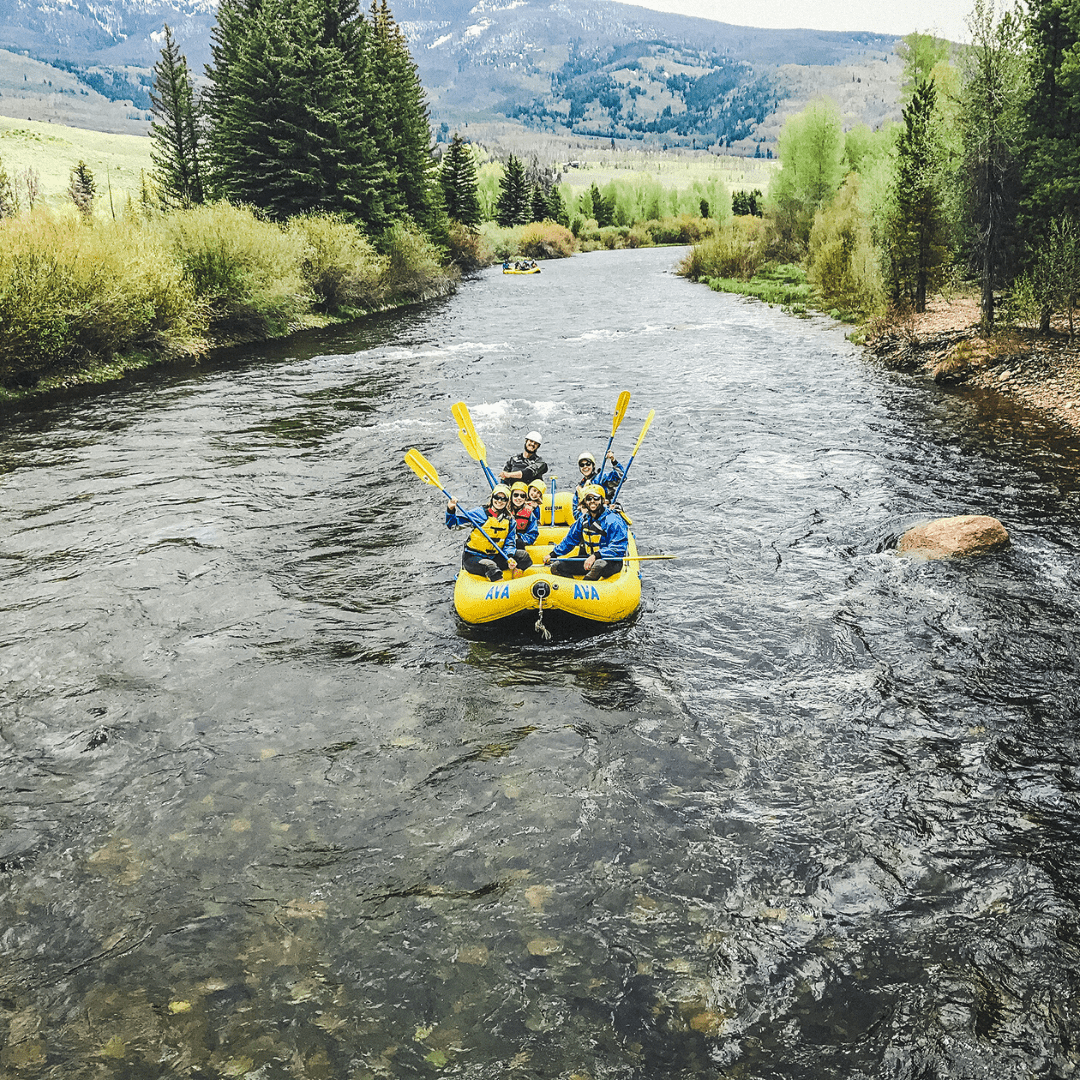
3, 246, 1080, 1077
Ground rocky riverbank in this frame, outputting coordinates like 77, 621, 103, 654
866, 296, 1080, 433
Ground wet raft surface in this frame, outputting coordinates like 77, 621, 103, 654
3, 247, 1080, 1076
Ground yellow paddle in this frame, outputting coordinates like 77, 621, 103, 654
451, 401, 496, 489
404, 448, 513, 560
600, 390, 631, 466
610, 409, 654, 506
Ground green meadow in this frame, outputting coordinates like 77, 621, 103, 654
0, 114, 153, 211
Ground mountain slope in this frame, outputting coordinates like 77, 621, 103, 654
0, 0, 905, 149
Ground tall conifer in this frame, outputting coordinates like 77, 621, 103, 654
369, 0, 440, 235
150, 24, 204, 207
204, 0, 389, 228
439, 133, 482, 227
886, 81, 951, 312
495, 153, 528, 226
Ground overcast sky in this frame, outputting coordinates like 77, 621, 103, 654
616, 0, 973, 45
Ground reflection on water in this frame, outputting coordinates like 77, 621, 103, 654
3, 248, 1080, 1077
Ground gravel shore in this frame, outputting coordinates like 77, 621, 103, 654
865, 296, 1080, 433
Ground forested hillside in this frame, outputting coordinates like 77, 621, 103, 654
0, 0, 903, 152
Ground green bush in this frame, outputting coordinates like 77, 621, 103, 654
288, 212, 386, 312
679, 216, 770, 281
446, 221, 495, 273
518, 221, 575, 259
165, 202, 312, 340
381, 222, 458, 302
0, 212, 208, 387
807, 174, 885, 321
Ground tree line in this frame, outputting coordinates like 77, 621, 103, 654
692, 0, 1080, 336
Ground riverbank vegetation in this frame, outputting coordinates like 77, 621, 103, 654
681, 0, 1080, 346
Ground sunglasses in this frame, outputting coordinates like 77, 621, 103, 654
578, 461, 593, 468
492, 494, 508, 503
583, 495, 602, 503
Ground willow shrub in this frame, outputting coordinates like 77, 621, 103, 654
517, 221, 574, 259
164, 202, 312, 340
288, 212, 386, 311
380, 222, 457, 302
446, 221, 495, 274
679, 216, 770, 281
807, 174, 885, 321
0, 212, 208, 388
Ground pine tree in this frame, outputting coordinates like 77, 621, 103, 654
369, 0, 440, 235
68, 160, 96, 218
150, 24, 204, 207
204, 0, 390, 228
529, 182, 549, 223
1020, 0, 1080, 269
960, 0, 1026, 331
887, 81, 952, 312
439, 132, 482, 227
545, 184, 569, 227
495, 153, 528, 226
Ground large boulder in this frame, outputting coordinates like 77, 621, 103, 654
898, 515, 1010, 559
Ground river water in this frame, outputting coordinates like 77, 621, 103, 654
3, 246, 1080, 1078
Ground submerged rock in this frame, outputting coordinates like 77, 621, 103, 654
898, 515, 1010, 559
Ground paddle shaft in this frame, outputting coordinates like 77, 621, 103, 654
609, 409, 654, 506
599, 391, 630, 481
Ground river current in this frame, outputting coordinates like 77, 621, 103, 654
3, 246, 1080, 1078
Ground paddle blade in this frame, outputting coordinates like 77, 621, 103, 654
404, 447, 441, 488
452, 401, 488, 464
611, 391, 631, 436
632, 409, 655, 455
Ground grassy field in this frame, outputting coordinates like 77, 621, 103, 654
0, 112, 776, 221
0, 114, 153, 213
555, 152, 778, 199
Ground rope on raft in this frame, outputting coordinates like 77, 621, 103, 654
534, 595, 552, 641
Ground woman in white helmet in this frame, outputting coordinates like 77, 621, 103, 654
499, 430, 548, 486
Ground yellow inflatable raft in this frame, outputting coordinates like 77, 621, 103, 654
502, 266, 541, 275
453, 493, 641, 625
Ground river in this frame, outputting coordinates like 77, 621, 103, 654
2, 245, 1080, 1078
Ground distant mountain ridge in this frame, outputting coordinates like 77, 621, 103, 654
0, 0, 904, 149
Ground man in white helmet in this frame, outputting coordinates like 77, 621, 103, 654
499, 430, 548, 486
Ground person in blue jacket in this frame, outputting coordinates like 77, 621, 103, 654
544, 484, 628, 580
446, 484, 519, 580
572, 449, 623, 515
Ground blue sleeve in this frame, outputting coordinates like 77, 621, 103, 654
445, 506, 488, 530
551, 517, 583, 558
599, 512, 629, 559
599, 458, 624, 491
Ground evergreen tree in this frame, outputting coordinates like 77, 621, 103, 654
960, 0, 1026, 331
545, 184, 569, 227
150, 24, 205, 207
438, 132, 481, 227
1020, 0, 1080, 253
588, 182, 615, 227
495, 153, 528, 226
369, 0, 441, 235
529, 182, 549, 223
68, 160, 96, 218
204, 0, 390, 228
887, 80, 951, 312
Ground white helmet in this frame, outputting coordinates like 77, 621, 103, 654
525, 430, 542, 446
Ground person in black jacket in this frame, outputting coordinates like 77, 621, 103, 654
499, 430, 548, 486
